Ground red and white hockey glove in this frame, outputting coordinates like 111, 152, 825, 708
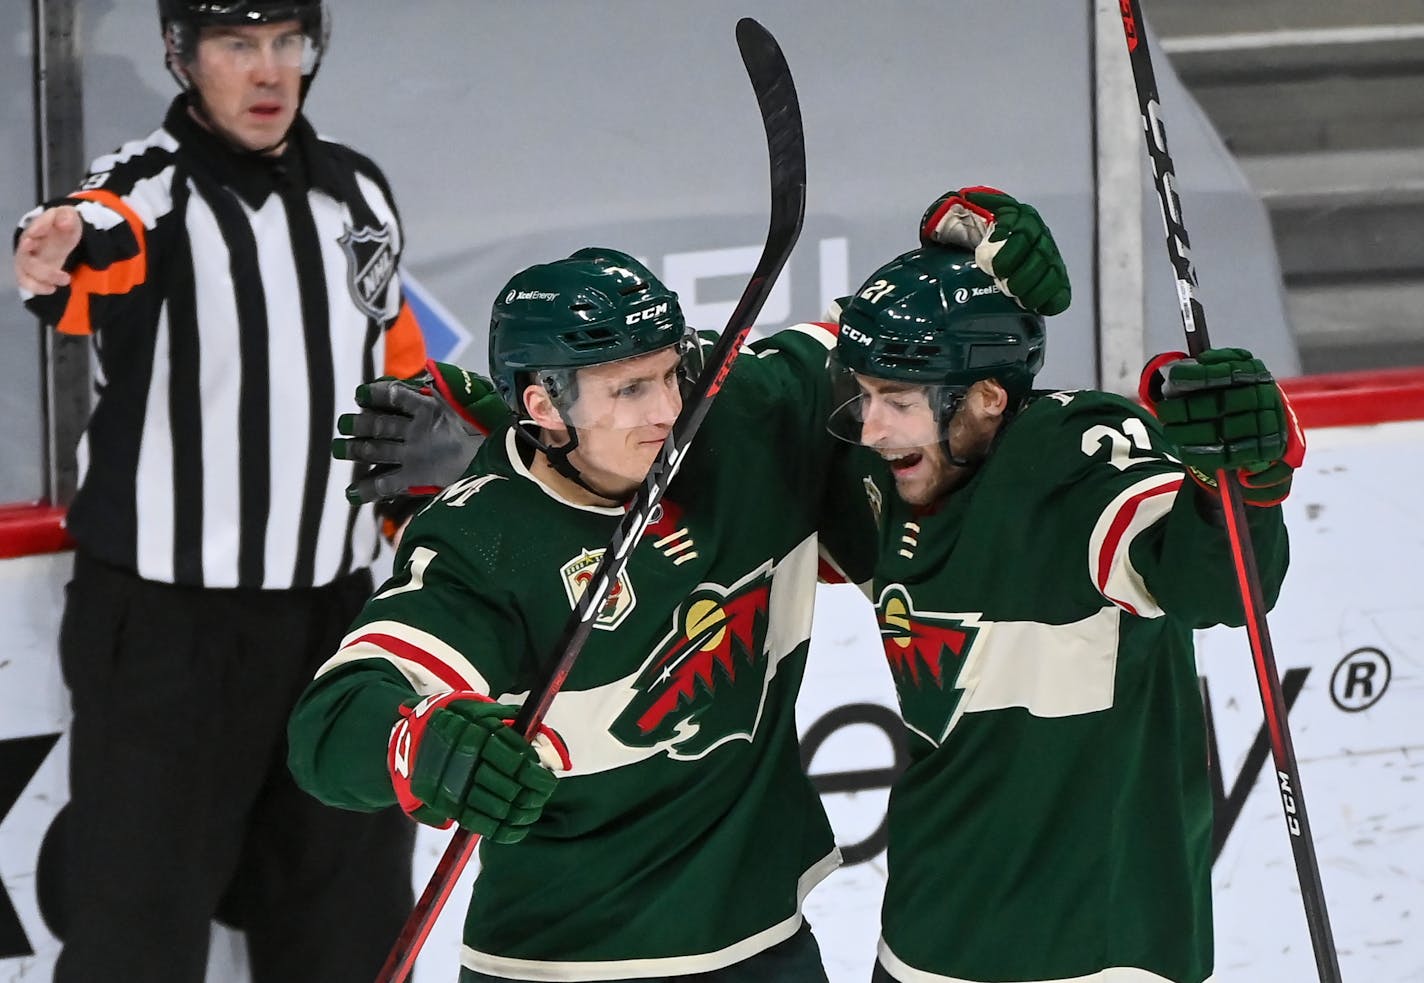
919, 186, 1071, 316
387, 691, 569, 843
1140, 347, 1306, 507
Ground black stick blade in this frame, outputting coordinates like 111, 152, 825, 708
375, 22, 809, 983
736, 18, 807, 244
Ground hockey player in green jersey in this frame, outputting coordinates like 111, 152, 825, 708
293, 190, 1072, 981
288, 246, 877, 981
829, 239, 1303, 983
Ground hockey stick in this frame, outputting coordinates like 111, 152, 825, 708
1115, 3, 1342, 980
373, 18, 806, 982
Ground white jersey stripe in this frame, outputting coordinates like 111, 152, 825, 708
876, 940, 1189, 983
121, 165, 179, 230
781, 320, 839, 350
318, 619, 491, 695
133, 305, 175, 583
1088, 473, 1184, 618
309, 191, 370, 581
72, 199, 128, 231
460, 848, 840, 981
257, 194, 311, 587
897, 607, 1123, 747
87, 129, 180, 176
957, 607, 1120, 720
188, 191, 244, 588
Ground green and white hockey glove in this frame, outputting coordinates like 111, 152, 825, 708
333, 360, 512, 504
919, 186, 1071, 316
386, 692, 568, 842
1140, 347, 1306, 506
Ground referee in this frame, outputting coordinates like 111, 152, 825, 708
13, 2, 420, 980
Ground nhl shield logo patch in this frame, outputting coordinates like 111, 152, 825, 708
561, 549, 636, 631
339, 222, 396, 320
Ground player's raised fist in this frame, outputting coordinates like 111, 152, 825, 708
920, 186, 1071, 316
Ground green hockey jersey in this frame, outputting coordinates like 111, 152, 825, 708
867, 389, 1289, 983
289, 324, 874, 980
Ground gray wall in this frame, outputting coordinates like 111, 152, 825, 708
1140, 19, 1297, 374
1, 3, 43, 504
3, 0, 1299, 504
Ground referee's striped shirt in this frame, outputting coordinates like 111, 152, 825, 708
17, 97, 427, 590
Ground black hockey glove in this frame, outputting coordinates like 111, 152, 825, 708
333, 361, 512, 504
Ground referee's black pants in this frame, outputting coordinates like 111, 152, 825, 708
54, 551, 415, 983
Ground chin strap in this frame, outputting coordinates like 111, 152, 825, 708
513, 424, 630, 505
935, 393, 1021, 470
934, 391, 980, 469
939, 435, 980, 469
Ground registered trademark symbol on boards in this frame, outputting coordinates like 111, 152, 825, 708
1329, 647, 1391, 712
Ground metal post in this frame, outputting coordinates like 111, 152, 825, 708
1092, 0, 1146, 395
32, 0, 90, 506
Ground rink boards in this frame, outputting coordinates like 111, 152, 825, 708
1, 369, 1421, 981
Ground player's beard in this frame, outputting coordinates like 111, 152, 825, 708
888, 443, 956, 507
893, 412, 1002, 507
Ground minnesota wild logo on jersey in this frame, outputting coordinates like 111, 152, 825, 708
876, 584, 984, 746
609, 564, 773, 758
560, 548, 637, 630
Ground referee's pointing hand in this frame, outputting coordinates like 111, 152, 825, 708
15, 205, 82, 296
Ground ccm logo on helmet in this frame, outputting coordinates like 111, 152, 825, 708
841, 325, 873, 347
953, 285, 1001, 303
626, 302, 670, 325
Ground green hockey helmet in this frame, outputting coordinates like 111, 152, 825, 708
836, 245, 1045, 400
489, 248, 699, 426
830, 245, 1045, 454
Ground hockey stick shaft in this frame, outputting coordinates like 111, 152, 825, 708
373, 18, 805, 982
1115, 4, 1342, 980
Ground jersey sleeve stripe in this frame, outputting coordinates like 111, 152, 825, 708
383, 296, 428, 378
318, 639, 464, 692
56, 189, 149, 336
347, 632, 472, 690
1090, 473, 1184, 617
784, 321, 839, 349
318, 619, 490, 695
